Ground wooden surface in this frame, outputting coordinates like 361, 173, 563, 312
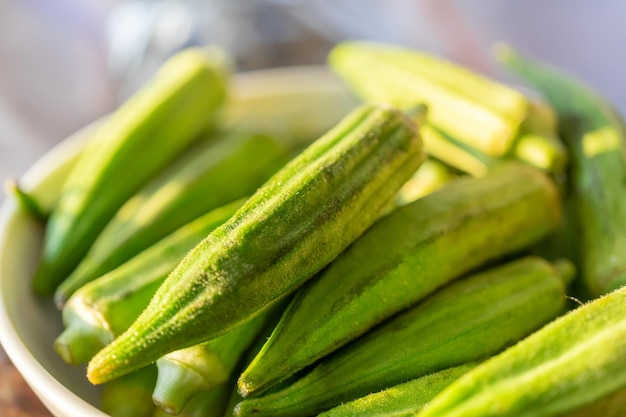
0, 345, 53, 417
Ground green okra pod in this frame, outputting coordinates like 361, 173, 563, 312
55, 131, 286, 305
415, 284, 626, 417
101, 366, 157, 417
152, 385, 233, 417
234, 256, 572, 417
318, 364, 475, 417
496, 44, 626, 298
152, 310, 271, 415
33, 46, 230, 295
510, 99, 568, 175
3, 178, 48, 222
328, 41, 528, 156
86, 102, 426, 384
239, 162, 561, 397
55, 199, 244, 365
392, 157, 457, 208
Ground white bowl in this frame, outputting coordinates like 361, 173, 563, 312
0, 66, 357, 417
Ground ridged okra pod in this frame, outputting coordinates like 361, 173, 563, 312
153, 385, 232, 417
328, 41, 528, 156
416, 285, 626, 417
497, 44, 626, 298
511, 99, 568, 175
101, 366, 157, 417
152, 310, 271, 414
391, 157, 457, 208
55, 131, 286, 305
55, 200, 244, 365
234, 256, 573, 417
239, 161, 561, 396
33, 47, 230, 295
86, 102, 426, 384
318, 364, 475, 417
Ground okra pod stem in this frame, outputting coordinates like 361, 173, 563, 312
235, 256, 571, 417
55, 199, 244, 365
86, 102, 425, 384
3, 178, 48, 222
33, 46, 230, 295
239, 162, 561, 397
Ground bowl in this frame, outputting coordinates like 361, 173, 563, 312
0, 66, 357, 417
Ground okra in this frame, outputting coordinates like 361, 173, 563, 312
511, 99, 568, 174
415, 285, 626, 417
55, 131, 286, 305
101, 366, 157, 417
419, 123, 493, 177
497, 44, 626, 298
318, 364, 476, 417
392, 158, 457, 208
55, 199, 244, 365
239, 162, 561, 397
152, 310, 270, 415
86, 102, 425, 384
328, 41, 528, 156
3, 178, 48, 222
234, 256, 572, 417
153, 385, 233, 417
33, 46, 230, 295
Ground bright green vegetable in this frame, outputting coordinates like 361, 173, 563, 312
318, 364, 475, 417
55, 199, 244, 365
86, 102, 426, 384
511, 99, 568, 174
415, 285, 626, 417
419, 123, 493, 177
496, 44, 626, 298
33, 46, 230, 295
152, 385, 233, 417
3, 178, 48, 222
101, 366, 157, 417
55, 131, 286, 306
239, 162, 561, 397
328, 41, 528, 156
392, 158, 457, 207
234, 256, 572, 417
152, 310, 270, 415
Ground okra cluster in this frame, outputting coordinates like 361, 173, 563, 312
8, 41, 626, 417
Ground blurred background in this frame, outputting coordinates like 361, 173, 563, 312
1, 0, 625, 184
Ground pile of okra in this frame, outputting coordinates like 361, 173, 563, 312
10, 41, 626, 417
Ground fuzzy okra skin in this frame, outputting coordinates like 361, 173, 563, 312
318, 364, 476, 417
55, 199, 245, 365
55, 131, 286, 306
86, 102, 426, 385
238, 161, 561, 397
415, 286, 626, 417
33, 47, 230, 296
328, 41, 528, 156
497, 44, 626, 298
234, 256, 572, 417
